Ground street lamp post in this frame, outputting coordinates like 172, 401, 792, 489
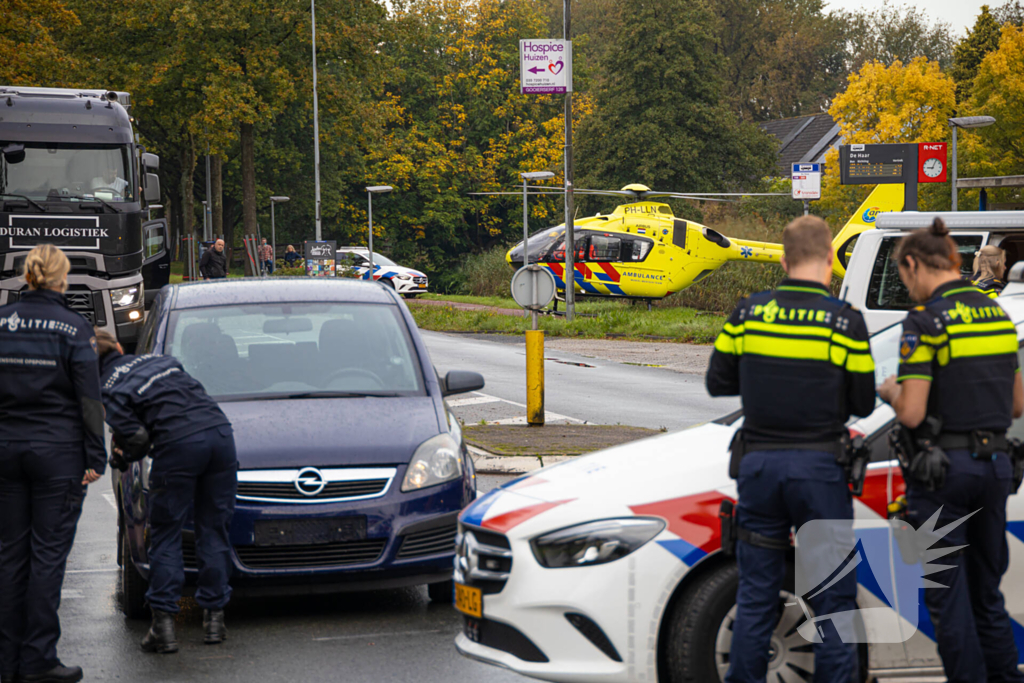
200, 200, 208, 243
365, 186, 393, 283
949, 115, 996, 211
520, 171, 555, 330
311, 0, 323, 240
270, 196, 290, 274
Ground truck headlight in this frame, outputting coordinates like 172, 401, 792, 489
530, 518, 666, 568
110, 286, 142, 308
401, 433, 463, 492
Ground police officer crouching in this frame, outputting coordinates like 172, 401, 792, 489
94, 331, 238, 653
0, 245, 105, 683
878, 218, 1024, 682
707, 216, 876, 683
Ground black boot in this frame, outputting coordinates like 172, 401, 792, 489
19, 663, 83, 683
141, 609, 179, 654
203, 609, 227, 645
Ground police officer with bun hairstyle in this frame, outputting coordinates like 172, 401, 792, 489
94, 330, 237, 654
707, 216, 876, 683
878, 218, 1024, 683
0, 244, 105, 683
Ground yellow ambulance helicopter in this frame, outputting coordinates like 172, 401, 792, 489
477, 183, 904, 302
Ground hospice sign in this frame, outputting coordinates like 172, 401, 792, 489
520, 40, 572, 94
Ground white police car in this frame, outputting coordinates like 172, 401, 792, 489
337, 247, 428, 296
454, 293, 1024, 682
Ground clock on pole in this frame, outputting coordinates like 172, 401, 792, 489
917, 142, 948, 183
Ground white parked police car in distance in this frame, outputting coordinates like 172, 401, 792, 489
453, 287, 1024, 682
336, 247, 428, 296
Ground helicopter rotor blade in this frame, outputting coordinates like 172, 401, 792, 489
641, 191, 789, 198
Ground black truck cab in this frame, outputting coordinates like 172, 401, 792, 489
0, 86, 169, 345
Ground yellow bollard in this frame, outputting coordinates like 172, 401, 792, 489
526, 329, 544, 426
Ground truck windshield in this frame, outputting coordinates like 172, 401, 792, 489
0, 143, 134, 202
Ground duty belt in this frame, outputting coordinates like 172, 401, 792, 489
937, 430, 1008, 459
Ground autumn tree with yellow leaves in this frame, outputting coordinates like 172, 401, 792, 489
820, 57, 956, 217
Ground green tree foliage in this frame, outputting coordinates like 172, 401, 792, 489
713, 0, 848, 121
952, 5, 1003, 102
576, 0, 776, 204
0, 0, 79, 85
843, 2, 955, 71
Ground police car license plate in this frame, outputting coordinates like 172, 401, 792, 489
455, 583, 482, 618
418, 283, 426, 288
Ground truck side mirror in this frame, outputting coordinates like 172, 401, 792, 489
2, 142, 25, 164
144, 173, 160, 203
142, 152, 159, 172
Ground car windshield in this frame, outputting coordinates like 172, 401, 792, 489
371, 252, 397, 266
164, 303, 425, 400
0, 143, 134, 202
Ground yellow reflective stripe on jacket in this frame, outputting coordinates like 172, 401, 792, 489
905, 344, 935, 365
946, 320, 1016, 335
846, 352, 875, 373
949, 332, 1019, 358
723, 322, 745, 336
744, 334, 830, 361
831, 332, 870, 351
921, 333, 949, 346
744, 320, 832, 338
714, 332, 737, 355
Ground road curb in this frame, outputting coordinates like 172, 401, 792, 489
468, 445, 577, 475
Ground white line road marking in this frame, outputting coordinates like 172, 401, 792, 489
101, 492, 118, 511
446, 395, 502, 407
490, 413, 582, 425
61, 589, 85, 599
66, 568, 119, 574
313, 629, 442, 642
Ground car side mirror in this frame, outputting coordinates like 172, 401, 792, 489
144, 173, 160, 202
442, 370, 485, 397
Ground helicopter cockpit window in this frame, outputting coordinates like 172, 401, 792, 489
617, 238, 653, 263
587, 235, 620, 262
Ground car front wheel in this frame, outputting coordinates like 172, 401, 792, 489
120, 524, 149, 620
662, 561, 818, 683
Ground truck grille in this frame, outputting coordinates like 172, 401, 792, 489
235, 539, 387, 569
455, 524, 512, 595
64, 291, 95, 324
398, 523, 458, 559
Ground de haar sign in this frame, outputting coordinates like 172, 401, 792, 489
839, 142, 949, 210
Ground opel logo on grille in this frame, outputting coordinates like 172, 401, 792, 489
294, 467, 326, 496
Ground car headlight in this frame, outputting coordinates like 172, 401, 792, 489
401, 433, 463, 492
110, 285, 142, 308
530, 517, 666, 569
395, 273, 412, 280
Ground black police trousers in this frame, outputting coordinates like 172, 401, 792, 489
907, 449, 1024, 683
0, 442, 86, 677
146, 425, 237, 613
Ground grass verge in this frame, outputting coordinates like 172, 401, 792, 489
408, 296, 725, 343
463, 424, 660, 456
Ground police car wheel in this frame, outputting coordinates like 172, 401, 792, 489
427, 579, 454, 603
120, 525, 149, 620
714, 588, 814, 683
382, 278, 395, 289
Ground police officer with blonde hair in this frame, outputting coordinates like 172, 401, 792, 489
0, 244, 105, 683
972, 244, 1007, 299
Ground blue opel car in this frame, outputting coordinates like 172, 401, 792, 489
113, 278, 483, 617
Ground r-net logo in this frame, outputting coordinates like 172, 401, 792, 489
791, 508, 975, 643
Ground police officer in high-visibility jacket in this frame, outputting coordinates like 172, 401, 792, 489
706, 216, 876, 683
878, 219, 1024, 682
0, 245, 105, 683
95, 331, 237, 654
971, 244, 1007, 299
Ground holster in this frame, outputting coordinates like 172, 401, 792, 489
1011, 438, 1024, 495
845, 434, 870, 497
892, 416, 950, 492
719, 499, 737, 556
728, 431, 745, 480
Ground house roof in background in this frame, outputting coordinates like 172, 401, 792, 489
759, 113, 841, 176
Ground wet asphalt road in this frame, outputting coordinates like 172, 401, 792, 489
421, 331, 738, 431
58, 474, 519, 683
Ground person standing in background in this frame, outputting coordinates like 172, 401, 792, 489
258, 238, 274, 275
199, 239, 228, 280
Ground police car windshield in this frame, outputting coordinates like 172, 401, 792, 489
0, 143, 134, 202
371, 253, 397, 266
164, 303, 425, 400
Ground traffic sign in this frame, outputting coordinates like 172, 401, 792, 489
791, 163, 822, 200
520, 40, 572, 94
511, 265, 556, 310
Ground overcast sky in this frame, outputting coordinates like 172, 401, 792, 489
823, 0, 992, 35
